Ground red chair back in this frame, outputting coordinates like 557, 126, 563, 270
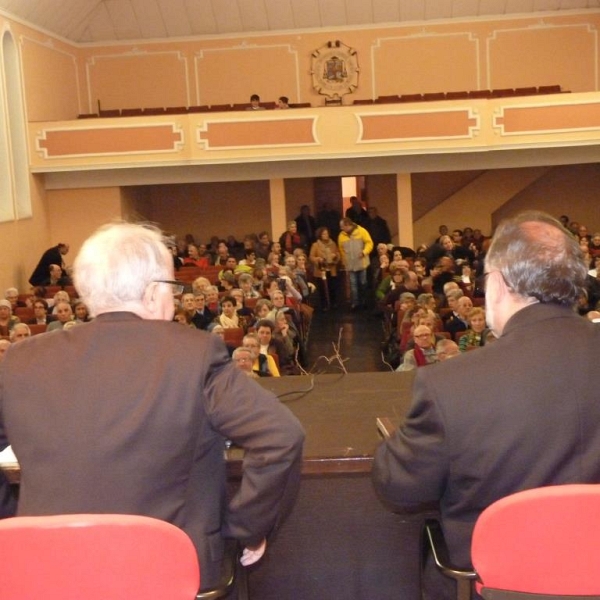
0, 514, 200, 599
472, 484, 600, 598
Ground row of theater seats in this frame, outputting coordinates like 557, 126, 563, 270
76, 85, 565, 118
78, 102, 312, 119
355, 85, 565, 105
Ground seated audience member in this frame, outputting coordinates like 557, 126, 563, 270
191, 292, 215, 330
384, 271, 423, 311
396, 325, 438, 371
10, 323, 31, 343
444, 296, 473, 339
51, 290, 71, 310
436, 338, 460, 361
247, 93, 265, 110
192, 276, 212, 295
255, 231, 271, 260
73, 300, 92, 323
179, 293, 198, 323
214, 296, 240, 329
0, 223, 303, 587
43, 263, 72, 286
252, 265, 267, 295
230, 289, 253, 332
218, 272, 236, 295
276, 96, 290, 109
442, 289, 464, 323
416, 292, 437, 314
458, 307, 492, 352
393, 292, 417, 329
204, 286, 220, 313
239, 248, 257, 268
0, 299, 20, 336
238, 273, 260, 299
273, 310, 300, 372
232, 346, 259, 378
412, 257, 427, 282
256, 319, 294, 375
47, 301, 73, 331
431, 256, 458, 300
266, 251, 282, 275
28, 298, 53, 325
183, 244, 211, 268
213, 240, 230, 266
4, 287, 25, 309
589, 233, 600, 258
254, 298, 273, 322
0, 339, 11, 361
376, 267, 404, 302
174, 307, 195, 327
243, 332, 280, 377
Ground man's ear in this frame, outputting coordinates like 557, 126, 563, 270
141, 281, 160, 318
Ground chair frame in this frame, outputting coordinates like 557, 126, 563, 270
422, 519, 477, 600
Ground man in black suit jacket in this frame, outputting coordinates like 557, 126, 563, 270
0, 223, 304, 590
28, 243, 70, 286
372, 211, 600, 599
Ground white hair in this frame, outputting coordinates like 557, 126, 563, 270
74, 223, 172, 317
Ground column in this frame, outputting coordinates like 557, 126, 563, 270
396, 173, 414, 249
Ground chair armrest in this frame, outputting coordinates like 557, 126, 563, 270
423, 519, 478, 600
424, 519, 477, 581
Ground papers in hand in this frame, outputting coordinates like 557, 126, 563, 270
0, 445, 17, 467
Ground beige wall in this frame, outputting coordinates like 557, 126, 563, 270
46, 187, 124, 263
413, 165, 600, 246
65, 12, 600, 114
141, 181, 272, 243
493, 164, 600, 232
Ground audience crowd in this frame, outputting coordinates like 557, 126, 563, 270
2, 208, 599, 376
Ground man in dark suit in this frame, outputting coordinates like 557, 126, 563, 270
28, 242, 70, 286
372, 211, 600, 599
0, 223, 304, 590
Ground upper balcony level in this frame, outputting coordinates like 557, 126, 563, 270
30, 90, 600, 189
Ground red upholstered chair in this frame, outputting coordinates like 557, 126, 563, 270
472, 484, 600, 599
423, 484, 600, 600
0, 514, 200, 600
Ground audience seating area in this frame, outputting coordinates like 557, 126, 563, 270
79, 101, 312, 119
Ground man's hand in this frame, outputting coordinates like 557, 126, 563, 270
240, 538, 267, 566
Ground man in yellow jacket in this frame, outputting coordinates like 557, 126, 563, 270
338, 217, 374, 310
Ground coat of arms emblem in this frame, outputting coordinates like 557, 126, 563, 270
311, 41, 359, 104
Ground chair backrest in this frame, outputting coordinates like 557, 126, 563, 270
472, 484, 600, 598
0, 514, 200, 600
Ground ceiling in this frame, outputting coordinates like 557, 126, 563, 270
0, 0, 599, 45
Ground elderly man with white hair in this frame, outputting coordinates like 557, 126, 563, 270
0, 222, 304, 592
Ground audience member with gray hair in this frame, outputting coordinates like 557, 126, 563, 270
0, 222, 304, 589
9, 323, 31, 342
